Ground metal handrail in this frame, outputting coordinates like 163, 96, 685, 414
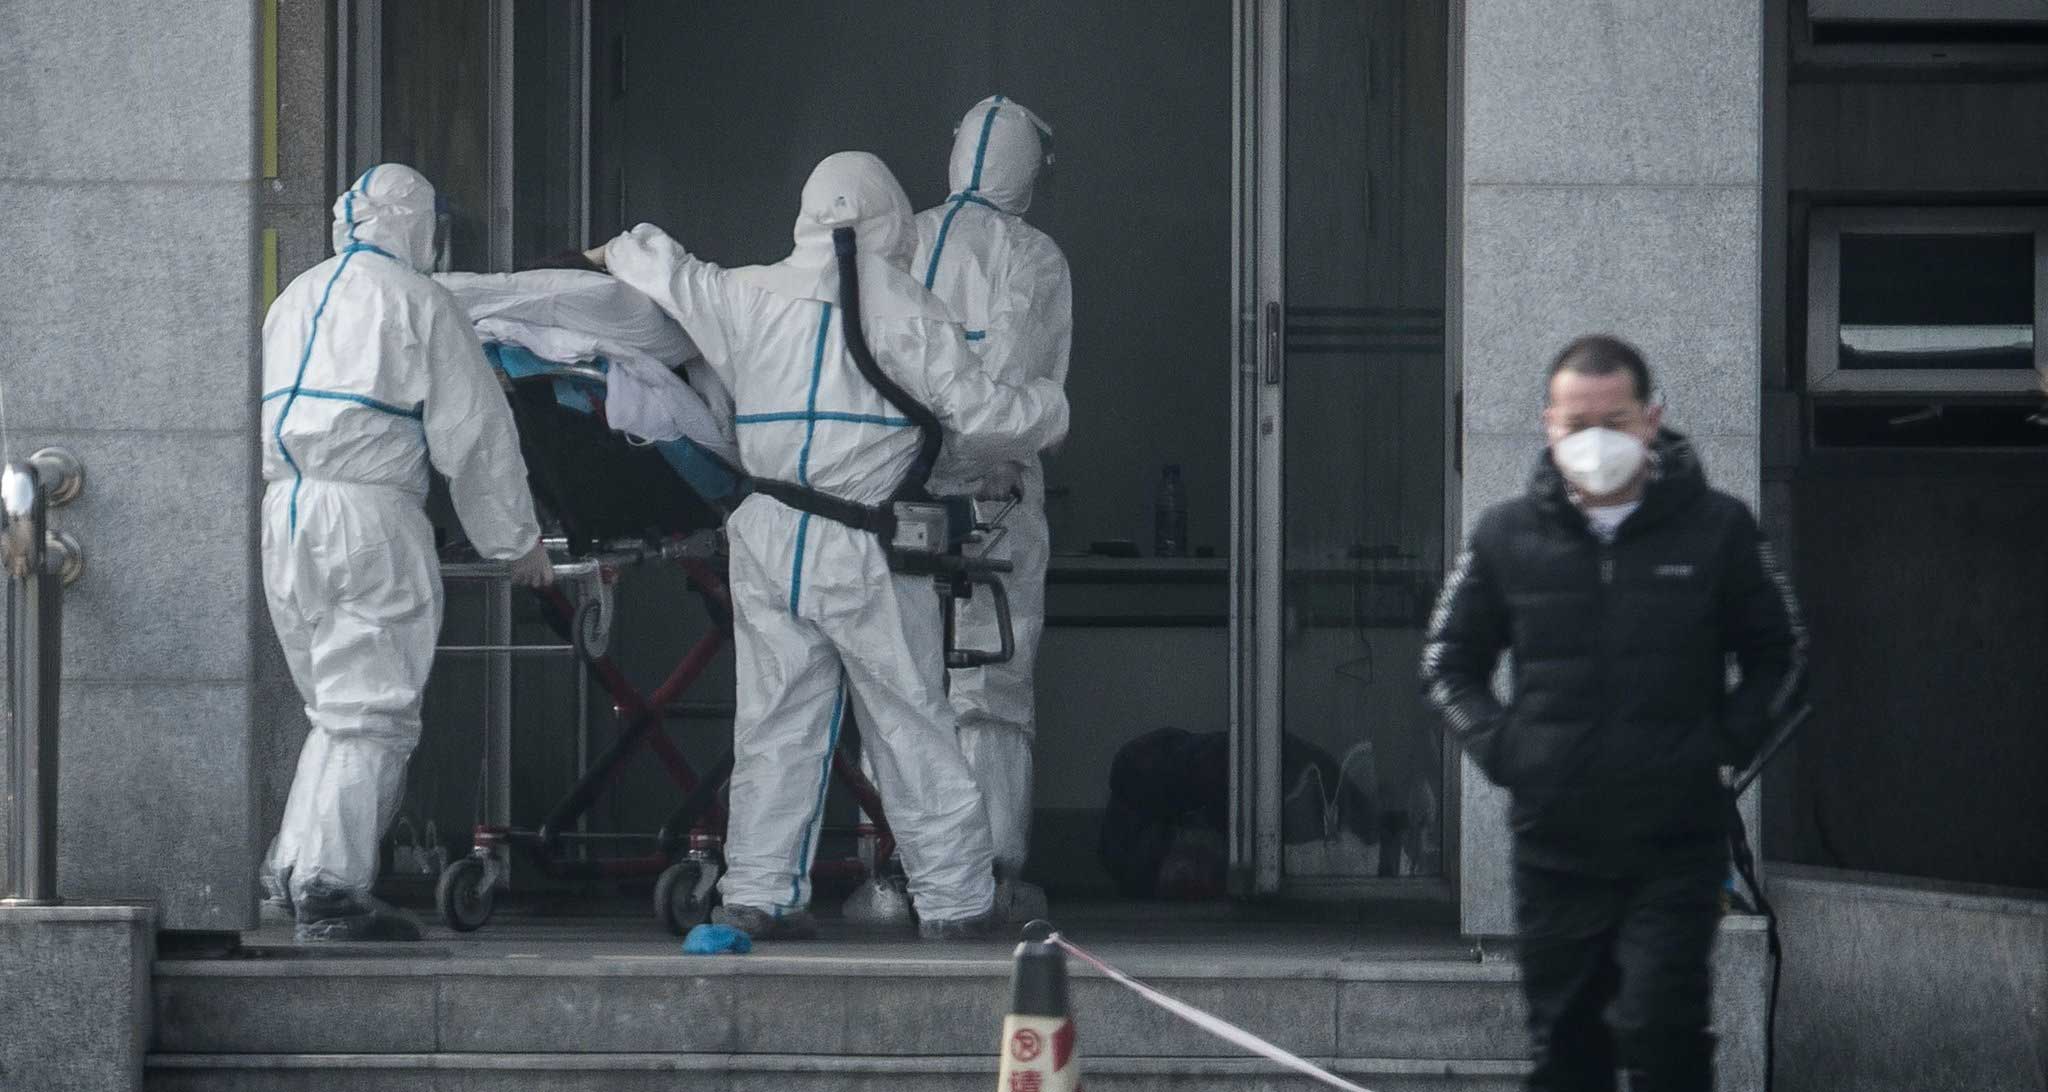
2, 448, 85, 907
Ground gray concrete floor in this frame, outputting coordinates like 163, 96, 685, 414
224, 898, 1478, 974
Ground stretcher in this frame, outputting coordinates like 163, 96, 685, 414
431, 345, 905, 934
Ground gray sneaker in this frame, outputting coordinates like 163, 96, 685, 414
294, 886, 425, 943
711, 903, 819, 940
918, 908, 1001, 941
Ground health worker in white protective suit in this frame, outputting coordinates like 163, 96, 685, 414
914, 96, 1073, 922
259, 164, 553, 941
588, 151, 1069, 941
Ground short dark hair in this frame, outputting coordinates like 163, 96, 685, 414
1547, 334, 1652, 403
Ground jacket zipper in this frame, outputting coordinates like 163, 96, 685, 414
1594, 537, 1614, 791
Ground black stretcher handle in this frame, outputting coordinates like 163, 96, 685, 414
947, 571, 1016, 669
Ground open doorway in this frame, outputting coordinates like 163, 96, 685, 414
340, 0, 1452, 916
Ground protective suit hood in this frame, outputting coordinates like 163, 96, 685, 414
947, 96, 1051, 215
733, 152, 952, 322
330, 164, 438, 273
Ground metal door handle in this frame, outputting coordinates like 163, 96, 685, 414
1263, 300, 1281, 386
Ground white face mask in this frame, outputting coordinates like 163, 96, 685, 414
1552, 427, 1648, 497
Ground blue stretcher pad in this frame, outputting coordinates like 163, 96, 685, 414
484, 342, 743, 506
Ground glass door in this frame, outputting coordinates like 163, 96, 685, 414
336, 0, 595, 884
1233, 0, 1452, 897
337, 0, 591, 271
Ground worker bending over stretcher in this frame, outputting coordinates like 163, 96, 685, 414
589, 152, 1069, 940
260, 164, 553, 942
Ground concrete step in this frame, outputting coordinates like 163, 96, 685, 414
152, 950, 1532, 1061
147, 917, 1769, 1090
145, 1052, 1529, 1092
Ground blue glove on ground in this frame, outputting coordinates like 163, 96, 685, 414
683, 922, 753, 955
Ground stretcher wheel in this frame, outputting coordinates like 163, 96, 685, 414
437, 857, 496, 932
655, 860, 716, 936
571, 597, 605, 661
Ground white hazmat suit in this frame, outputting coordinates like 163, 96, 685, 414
915, 96, 1073, 895
598, 152, 1069, 933
260, 164, 544, 935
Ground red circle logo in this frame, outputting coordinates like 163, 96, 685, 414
1011, 1028, 1044, 1062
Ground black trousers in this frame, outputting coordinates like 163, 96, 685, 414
1512, 855, 1724, 1092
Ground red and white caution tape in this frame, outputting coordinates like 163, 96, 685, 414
1047, 932, 1377, 1092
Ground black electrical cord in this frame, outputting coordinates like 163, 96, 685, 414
831, 226, 943, 502
1727, 704, 1808, 1092
1728, 796, 1784, 1092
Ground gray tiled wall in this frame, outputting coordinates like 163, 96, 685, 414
0, 0, 259, 930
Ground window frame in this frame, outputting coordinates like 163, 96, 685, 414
1806, 205, 2048, 395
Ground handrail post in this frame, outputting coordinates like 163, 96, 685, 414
2, 449, 85, 907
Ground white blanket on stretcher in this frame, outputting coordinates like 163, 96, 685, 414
437, 269, 739, 463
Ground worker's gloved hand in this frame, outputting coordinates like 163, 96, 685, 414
507, 543, 556, 589
975, 462, 1025, 501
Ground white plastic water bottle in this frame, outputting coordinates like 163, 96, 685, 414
1154, 464, 1187, 558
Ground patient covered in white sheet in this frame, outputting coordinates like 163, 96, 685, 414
437, 269, 740, 465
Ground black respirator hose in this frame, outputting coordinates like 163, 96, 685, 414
832, 227, 944, 502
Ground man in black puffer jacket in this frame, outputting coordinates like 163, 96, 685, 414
1422, 335, 1807, 1092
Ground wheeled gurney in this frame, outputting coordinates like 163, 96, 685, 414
432, 344, 911, 934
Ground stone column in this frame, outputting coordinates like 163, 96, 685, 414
0, 0, 260, 931
1457, 0, 1764, 936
